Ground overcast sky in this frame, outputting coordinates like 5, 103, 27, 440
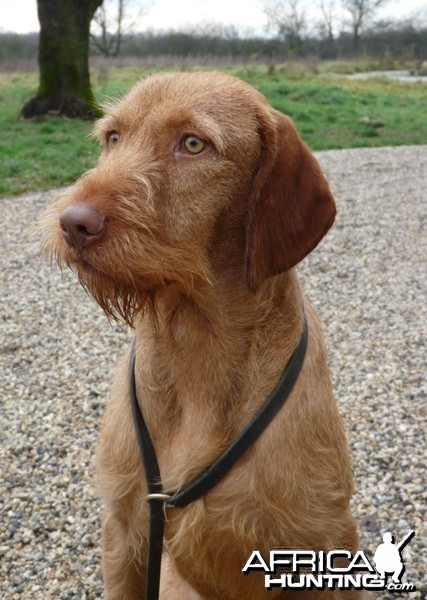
0, 0, 425, 35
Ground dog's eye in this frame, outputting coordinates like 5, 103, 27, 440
182, 136, 206, 155
107, 131, 119, 145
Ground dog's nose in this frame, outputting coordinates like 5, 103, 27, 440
60, 203, 106, 249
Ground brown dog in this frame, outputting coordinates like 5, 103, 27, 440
42, 72, 367, 599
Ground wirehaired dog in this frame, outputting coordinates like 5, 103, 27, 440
42, 72, 367, 599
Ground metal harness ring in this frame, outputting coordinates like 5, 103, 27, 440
146, 493, 172, 502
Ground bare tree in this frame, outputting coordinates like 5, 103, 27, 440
263, 0, 307, 53
91, 0, 148, 57
318, 0, 337, 49
342, 0, 391, 50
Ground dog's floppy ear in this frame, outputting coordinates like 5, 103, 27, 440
245, 108, 336, 292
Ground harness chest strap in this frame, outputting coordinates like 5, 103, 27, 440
129, 318, 308, 600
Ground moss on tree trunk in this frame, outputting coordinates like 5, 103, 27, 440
22, 0, 103, 120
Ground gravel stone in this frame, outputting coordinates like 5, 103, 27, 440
1, 145, 425, 598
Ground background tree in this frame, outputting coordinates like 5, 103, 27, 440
318, 0, 337, 56
91, 0, 147, 57
264, 0, 307, 55
22, 0, 103, 119
342, 0, 390, 51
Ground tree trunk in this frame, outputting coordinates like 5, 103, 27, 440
22, 0, 103, 120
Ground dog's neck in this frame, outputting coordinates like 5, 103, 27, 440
141, 269, 304, 409
135, 269, 305, 486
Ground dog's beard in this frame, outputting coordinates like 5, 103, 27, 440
75, 263, 155, 327
42, 225, 212, 328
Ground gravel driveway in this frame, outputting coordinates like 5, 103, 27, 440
1, 145, 426, 599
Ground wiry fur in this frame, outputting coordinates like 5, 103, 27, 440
41, 72, 369, 599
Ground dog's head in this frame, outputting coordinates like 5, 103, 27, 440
41, 72, 335, 324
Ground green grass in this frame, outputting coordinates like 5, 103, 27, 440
237, 66, 427, 150
1, 64, 426, 196
0, 72, 98, 195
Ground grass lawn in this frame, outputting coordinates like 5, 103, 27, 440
0, 72, 98, 196
236, 66, 427, 150
1, 65, 426, 196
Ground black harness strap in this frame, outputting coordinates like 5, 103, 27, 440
129, 318, 308, 600
129, 343, 165, 599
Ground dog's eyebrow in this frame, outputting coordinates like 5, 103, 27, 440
91, 115, 121, 143
160, 108, 226, 154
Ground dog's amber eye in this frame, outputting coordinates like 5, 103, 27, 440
182, 136, 206, 155
108, 131, 119, 145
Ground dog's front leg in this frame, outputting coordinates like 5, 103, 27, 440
97, 351, 149, 599
101, 503, 147, 599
